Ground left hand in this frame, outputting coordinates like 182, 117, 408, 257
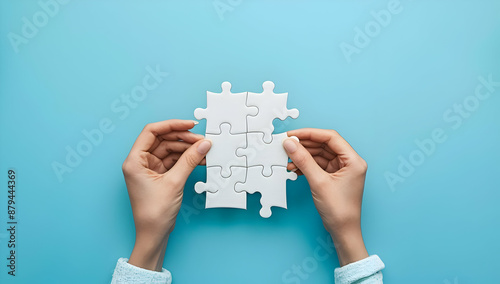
122, 119, 211, 271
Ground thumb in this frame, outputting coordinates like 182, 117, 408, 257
169, 139, 212, 182
283, 137, 325, 182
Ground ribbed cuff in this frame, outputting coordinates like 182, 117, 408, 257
111, 258, 172, 284
334, 255, 385, 284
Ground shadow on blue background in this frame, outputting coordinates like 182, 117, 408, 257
0, 0, 499, 283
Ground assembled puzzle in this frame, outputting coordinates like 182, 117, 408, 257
194, 81, 299, 218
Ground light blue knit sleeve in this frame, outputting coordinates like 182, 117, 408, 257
111, 258, 172, 284
334, 255, 385, 284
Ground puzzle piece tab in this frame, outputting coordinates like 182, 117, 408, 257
195, 166, 247, 209
235, 166, 297, 218
194, 82, 258, 134
247, 81, 299, 143
236, 132, 296, 177
194, 81, 299, 217
205, 123, 246, 178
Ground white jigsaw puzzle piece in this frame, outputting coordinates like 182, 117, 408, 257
194, 81, 299, 216
195, 166, 247, 209
235, 165, 297, 218
194, 81, 258, 134
236, 133, 298, 177
205, 123, 246, 178
247, 81, 299, 143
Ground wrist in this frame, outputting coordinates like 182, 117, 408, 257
128, 233, 169, 272
329, 225, 369, 267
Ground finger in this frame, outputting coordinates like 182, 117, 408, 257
151, 140, 194, 159
149, 131, 204, 154
288, 128, 360, 162
163, 153, 207, 170
313, 155, 330, 170
144, 153, 168, 174
146, 130, 204, 155
300, 141, 336, 155
287, 163, 303, 176
162, 153, 182, 170
298, 140, 323, 148
313, 155, 343, 173
283, 138, 325, 181
168, 139, 212, 182
160, 131, 204, 144
305, 147, 337, 160
130, 120, 198, 153
287, 147, 336, 169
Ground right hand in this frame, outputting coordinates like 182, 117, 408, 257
283, 128, 369, 266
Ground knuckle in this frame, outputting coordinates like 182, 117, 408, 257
138, 151, 149, 160
353, 158, 368, 174
121, 160, 132, 174
143, 123, 153, 132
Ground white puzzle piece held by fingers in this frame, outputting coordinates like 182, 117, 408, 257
236, 132, 297, 177
247, 81, 299, 143
205, 123, 246, 178
194, 81, 299, 217
235, 166, 297, 218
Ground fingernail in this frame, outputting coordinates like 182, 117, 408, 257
192, 121, 199, 125
283, 138, 297, 153
197, 140, 212, 154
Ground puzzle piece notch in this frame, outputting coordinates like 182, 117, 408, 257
194, 81, 300, 216
205, 123, 246, 178
236, 133, 298, 177
194, 81, 258, 134
235, 165, 297, 218
246, 81, 299, 143
195, 166, 247, 209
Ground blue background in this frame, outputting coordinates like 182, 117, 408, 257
1, 0, 499, 283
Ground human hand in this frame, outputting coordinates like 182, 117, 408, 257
122, 119, 211, 271
283, 129, 369, 266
